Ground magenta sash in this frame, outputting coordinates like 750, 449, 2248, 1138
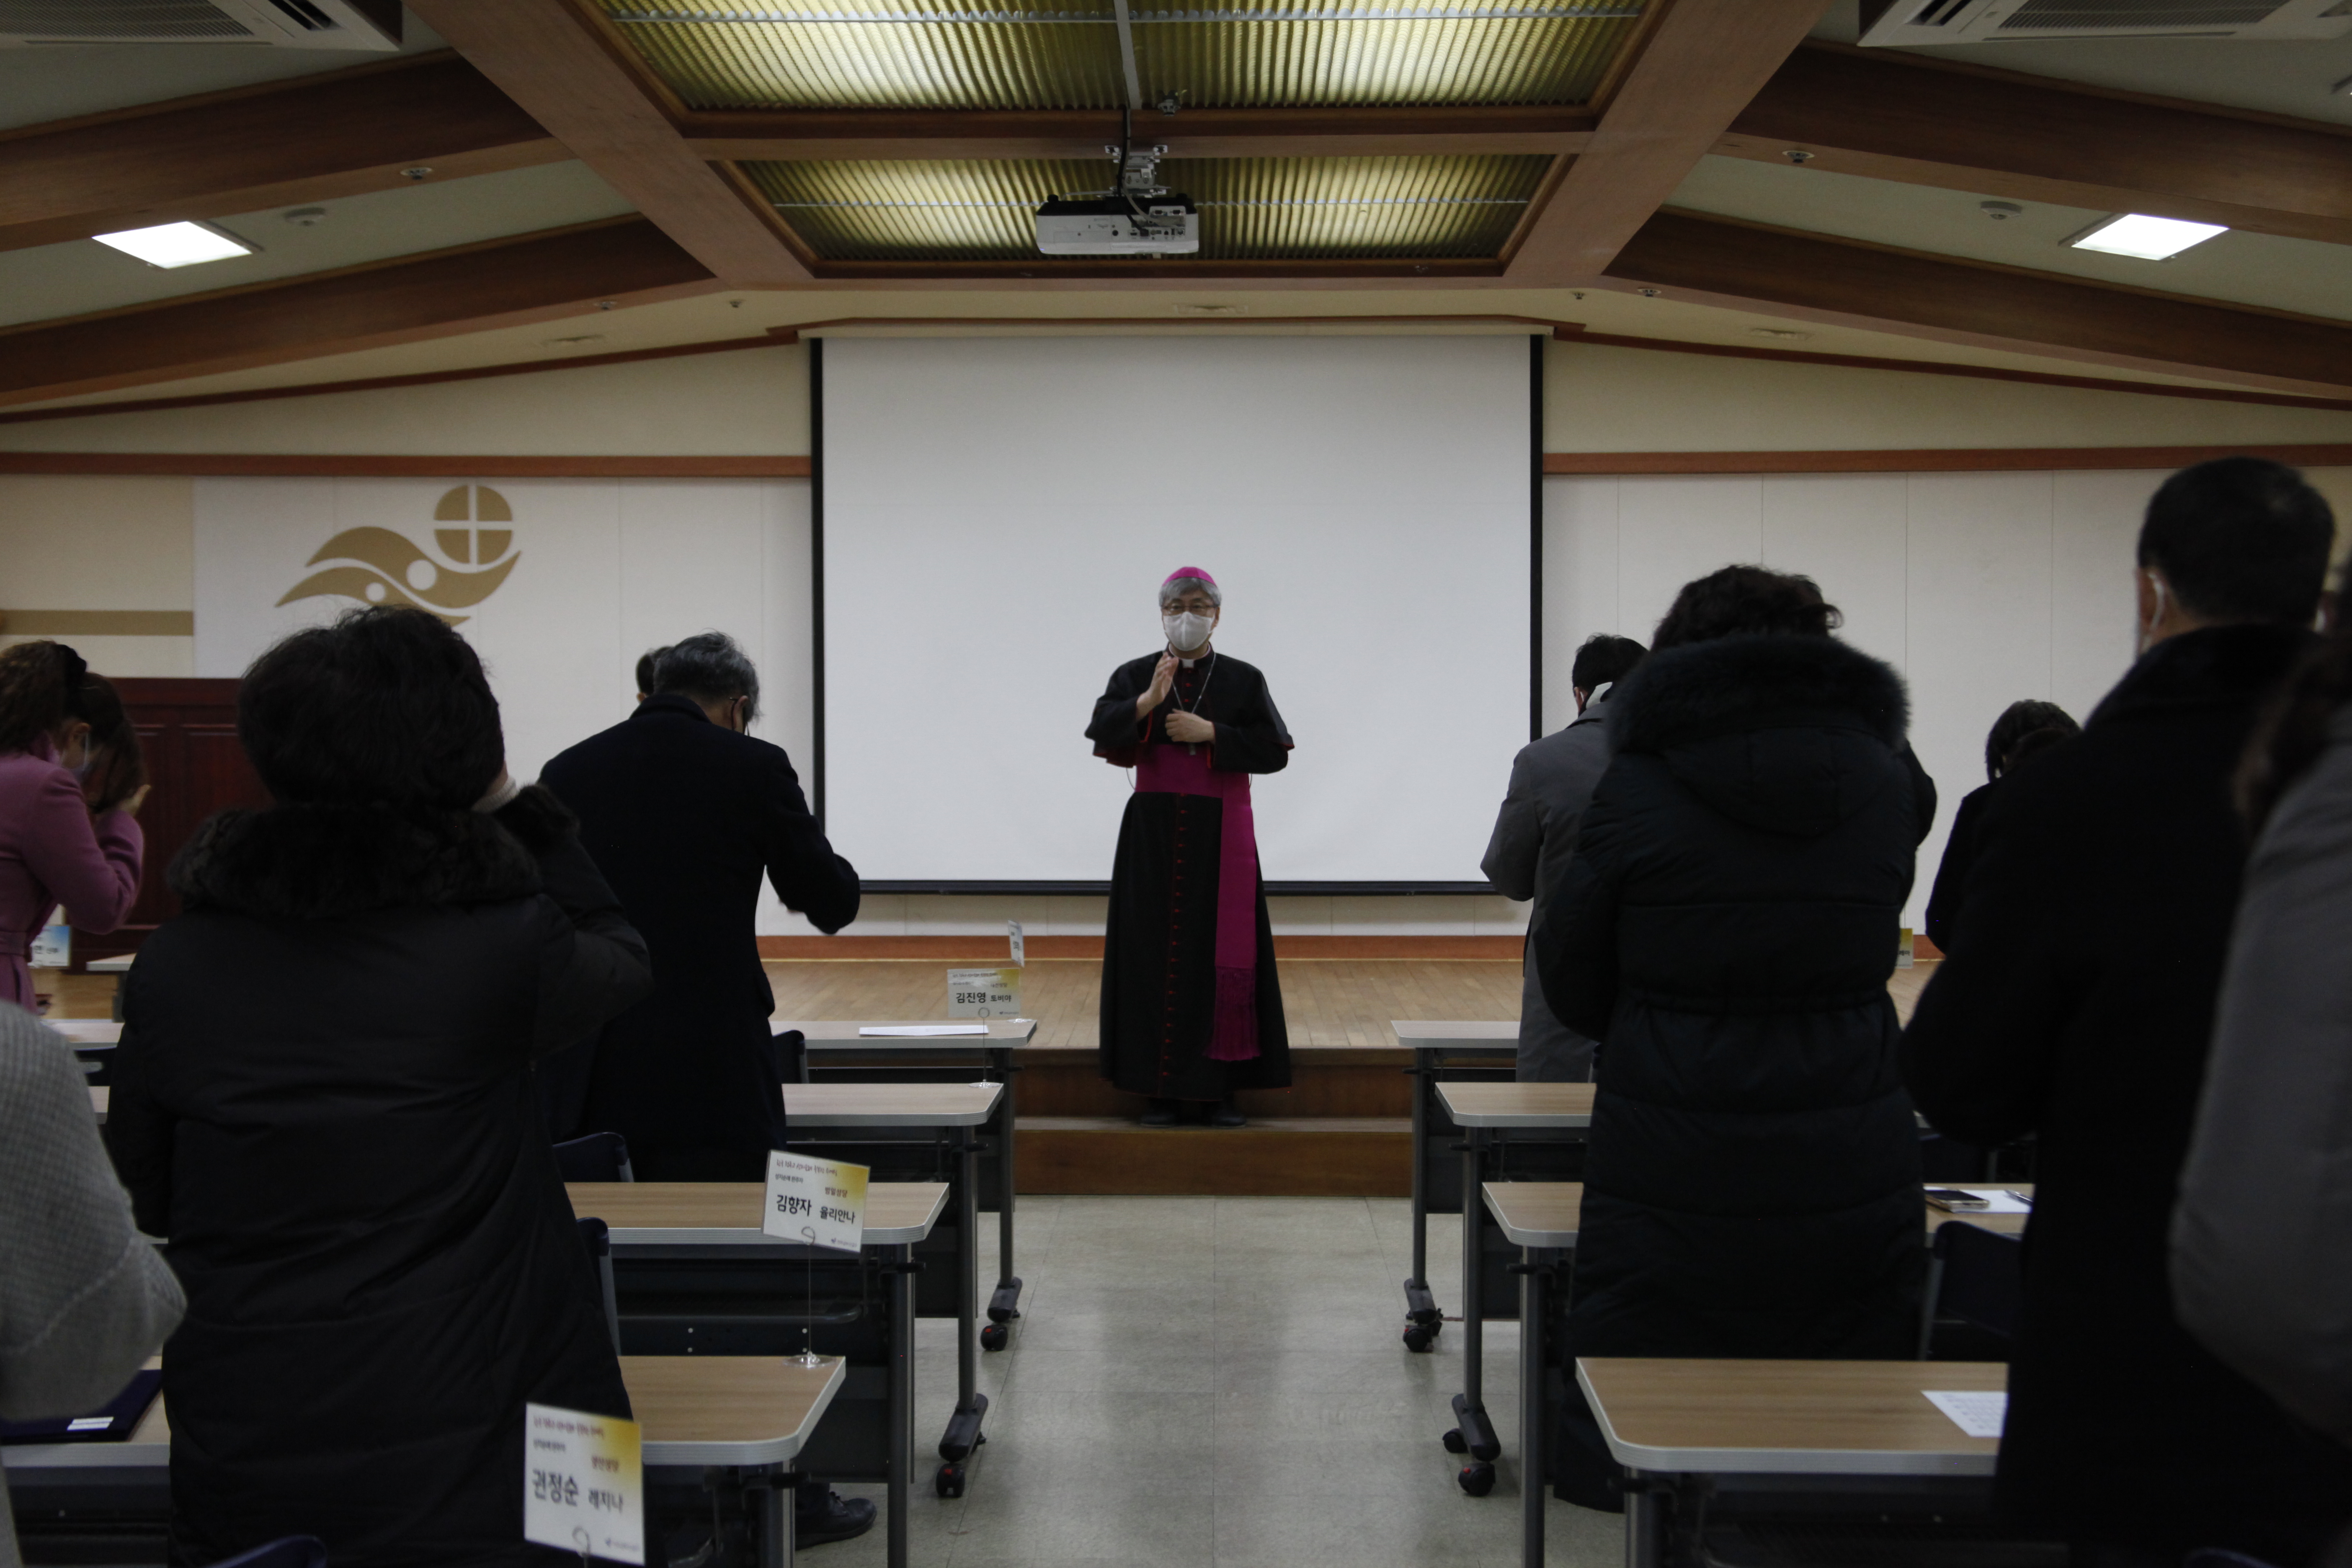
1134, 741, 1261, 1062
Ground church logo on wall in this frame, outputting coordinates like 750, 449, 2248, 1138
277, 484, 522, 626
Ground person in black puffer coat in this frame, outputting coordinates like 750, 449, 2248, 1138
1533, 565, 1936, 1508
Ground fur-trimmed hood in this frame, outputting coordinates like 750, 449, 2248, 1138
170, 784, 574, 921
1607, 634, 1912, 838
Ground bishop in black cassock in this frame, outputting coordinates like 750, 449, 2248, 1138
1086, 567, 1293, 1125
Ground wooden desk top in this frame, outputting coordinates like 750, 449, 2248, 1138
777, 1019, 1038, 1048
567, 1181, 948, 1247
784, 1082, 1001, 1126
44, 1018, 119, 1047
1577, 1357, 2005, 1477
1391, 1020, 1519, 1050
1929, 1185, 2033, 1238
84, 955, 134, 975
1435, 1082, 1595, 1127
1484, 1181, 1582, 1246
1, 1356, 845, 1472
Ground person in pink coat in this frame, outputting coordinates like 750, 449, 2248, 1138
0, 643, 146, 1010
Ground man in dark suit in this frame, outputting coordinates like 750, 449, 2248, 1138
541, 632, 859, 1177
1902, 457, 2352, 1565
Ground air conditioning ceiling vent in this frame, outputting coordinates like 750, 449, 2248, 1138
0, 0, 400, 49
1858, 0, 2352, 41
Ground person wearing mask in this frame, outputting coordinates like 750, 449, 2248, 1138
0, 645, 146, 1010
542, 631, 869, 1549
1903, 456, 2352, 1565
2169, 616, 2352, 1459
1, 1003, 186, 1568
1922, 700, 2079, 955
1481, 633, 1646, 1081
104, 606, 653, 1566
1534, 566, 1936, 1507
1088, 568, 1295, 1129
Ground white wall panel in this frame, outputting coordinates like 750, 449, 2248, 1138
2050, 469, 2157, 721
1614, 477, 1764, 640
1542, 475, 1621, 733
1761, 475, 1910, 674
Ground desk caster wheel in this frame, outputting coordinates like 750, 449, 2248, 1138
1442, 1427, 1468, 1454
1457, 1461, 1496, 1497
1403, 1323, 1438, 1353
935, 1462, 965, 1499
980, 1322, 1009, 1352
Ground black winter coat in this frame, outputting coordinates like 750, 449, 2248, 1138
106, 788, 652, 1568
541, 696, 859, 1179
1535, 634, 1934, 1359
1902, 624, 2352, 1562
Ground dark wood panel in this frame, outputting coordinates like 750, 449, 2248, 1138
1542, 442, 2352, 474
0, 454, 810, 477
1016, 1122, 1411, 1196
0, 53, 561, 253
0, 219, 719, 407
1603, 210, 2352, 397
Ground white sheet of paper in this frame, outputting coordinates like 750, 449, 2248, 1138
860, 1024, 989, 1037
1924, 1389, 2007, 1439
524, 1404, 643, 1564
1974, 1191, 2031, 1214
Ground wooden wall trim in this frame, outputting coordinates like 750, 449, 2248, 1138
0, 335, 794, 427
0, 610, 193, 636
0, 454, 811, 477
757, 934, 1524, 960
1542, 444, 2352, 475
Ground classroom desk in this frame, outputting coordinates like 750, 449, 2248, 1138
1578, 1357, 2006, 1568
1390, 1021, 1519, 1343
784, 1083, 1001, 1512
1432, 1081, 1595, 1484
569, 1181, 945, 1568
778, 1019, 1035, 1342
43, 1018, 120, 1048
83, 955, 134, 974
0, 1356, 846, 1568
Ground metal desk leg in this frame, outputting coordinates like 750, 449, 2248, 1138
937, 1130, 988, 1492
1624, 1473, 1666, 1568
1517, 1251, 1547, 1568
1446, 1127, 1499, 1492
985, 1048, 1022, 1342
756, 1465, 791, 1568
1403, 1047, 1441, 1351
890, 1244, 915, 1568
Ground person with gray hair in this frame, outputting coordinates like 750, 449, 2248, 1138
1087, 567, 1295, 1127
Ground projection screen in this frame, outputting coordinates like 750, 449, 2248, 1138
819, 334, 1533, 887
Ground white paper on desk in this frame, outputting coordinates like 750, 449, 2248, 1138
860, 1024, 989, 1037
1924, 1390, 2007, 1439
1974, 1192, 2031, 1214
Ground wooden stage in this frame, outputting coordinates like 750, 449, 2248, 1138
39, 956, 1937, 1199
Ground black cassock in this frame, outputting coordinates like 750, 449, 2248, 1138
1087, 650, 1294, 1100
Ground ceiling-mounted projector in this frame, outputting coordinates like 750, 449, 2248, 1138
1036, 195, 1200, 256
1036, 125, 1199, 256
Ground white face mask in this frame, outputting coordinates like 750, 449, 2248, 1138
1163, 610, 1215, 652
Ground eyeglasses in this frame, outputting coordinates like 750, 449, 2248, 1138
1162, 599, 1217, 615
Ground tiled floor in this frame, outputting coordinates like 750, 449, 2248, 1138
820, 1196, 1624, 1568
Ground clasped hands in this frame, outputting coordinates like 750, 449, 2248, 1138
1139, 651, 1216, 745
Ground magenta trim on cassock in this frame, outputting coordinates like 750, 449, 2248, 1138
1133, 740, 1260, 1062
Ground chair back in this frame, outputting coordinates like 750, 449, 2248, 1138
577, 1216, 621, 1354
1918, 1218, 2023, 1357
554, 1130, 635, 1183
206, 1537, 327, 1568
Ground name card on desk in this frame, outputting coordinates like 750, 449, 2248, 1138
948, 967, 1022, 1018
764, 1150, 869, 1253
525, 1404, 642, 1564
30, 908, 68, 970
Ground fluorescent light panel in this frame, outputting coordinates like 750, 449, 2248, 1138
2068, 212, 2226, 261
91, 221, 253, 269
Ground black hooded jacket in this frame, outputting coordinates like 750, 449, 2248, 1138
106, 788, 650, 1567
1533, 633, 1935, 1359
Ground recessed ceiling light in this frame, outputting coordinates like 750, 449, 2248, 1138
92, 221, 253, 269
2067, 213, 2226, 261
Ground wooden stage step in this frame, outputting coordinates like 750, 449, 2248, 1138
1014, 1116, 1411, 1197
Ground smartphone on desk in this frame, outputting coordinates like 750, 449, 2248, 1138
1925, 1188, 1992, 1212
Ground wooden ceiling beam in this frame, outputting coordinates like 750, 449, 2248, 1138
1504, 0, 1832, 283
682, 105, 1596, 162
1602, 209, 2352, 397
405, 0, 812, 286
0, 53, 563, 254
1723, 44, 2352, 248
0, 219, 719, 409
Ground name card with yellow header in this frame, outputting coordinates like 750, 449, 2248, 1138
948, 966, 1022, 1018
525, 1403, 642, 1564
764, 1150, 869, 1254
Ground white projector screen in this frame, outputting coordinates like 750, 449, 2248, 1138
820, 334, 1534, 886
